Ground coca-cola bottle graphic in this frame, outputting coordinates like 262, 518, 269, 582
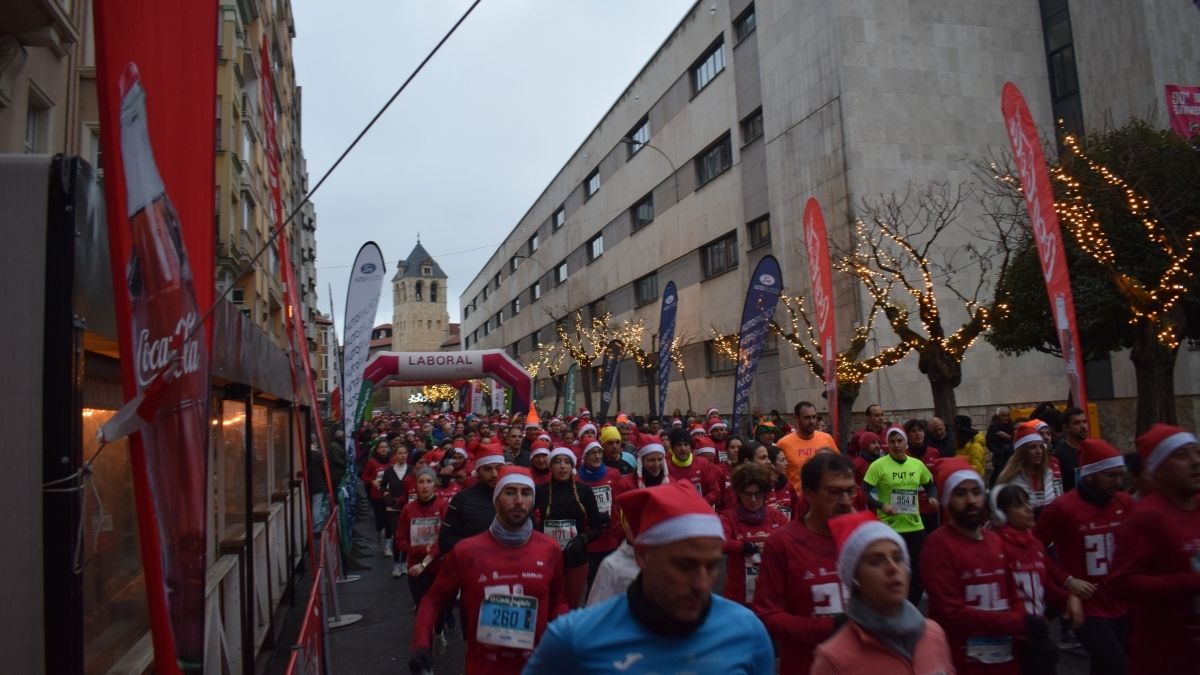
120, 62, 209, 671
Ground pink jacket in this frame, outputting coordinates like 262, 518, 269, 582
811, 619, 955, 675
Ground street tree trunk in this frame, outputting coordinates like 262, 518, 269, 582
833, 383, 861, 451
1130, 319, 1179, 433
582, 372, 594, 416
644, 366, 657, 418
917, 346, 962, 425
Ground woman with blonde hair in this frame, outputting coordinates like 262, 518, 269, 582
995, 423, 1063, 517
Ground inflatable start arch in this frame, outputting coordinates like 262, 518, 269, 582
362, 350, 532, 413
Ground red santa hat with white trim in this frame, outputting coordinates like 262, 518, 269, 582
829, 510, 909, 585
474, 446, 506, 468
934, 456, 983, 503
492, 465, 536, 501
1136, 423, 1198, 476
1013, 425, 1043, 451
1078, 438, 1126, 478
548, 447, 577, 466
615, 481, 724, 546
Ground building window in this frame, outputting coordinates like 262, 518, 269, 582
214, 96, 223, 151
240, 193, 254, 232
464, 335, 471, 349
530, 281, 542, 301
701, 232, 738, 278
696, 133, 733, 187
734, 4, 757, 42
627, 116, 650, 156
462, 303, 468, 318
635, 272, 658, 307
415, 281, 424, 301
692, 38, 725, 95
585, 169, 600, 199
740, 108, 763, 145
482, 285, 489, 301
495, 311, 503, 327
422, 264, 432, 275
706, 340, 737, 375
555, 261, 569, 286
747, 215, 771, 248
25, 87, 51, 154
588, 233, 604, 262
529, 232, 540, 254
588, 297, 607, 321
483, 320, 490, 336
1039, 0, 1083, 140
241, 122, 253, 160
493, 272, 501, 290
511, 342, 521, 359
553, 207, 566, 231
631, 193, 654, 231
531, 328, 542, 348
510, 256, 520, 272
430, 282, 439, 302
511, 298, 521, 316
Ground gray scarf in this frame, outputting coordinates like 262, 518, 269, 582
489, 516, 533, 548
846, 593, 926, 661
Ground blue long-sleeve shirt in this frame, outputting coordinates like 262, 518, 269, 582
523, 592, 774, 674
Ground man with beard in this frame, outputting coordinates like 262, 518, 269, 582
665, 427, 722, 507
1110, 423, 1200, 675
753, 453, 857, 674
523, 481, 774, 674
504, 423, 531, 468
1053, 407, 1088, 492
438, 448, 506, 555
776, 401, 839, 492
1035, 438, 1131, 673
708, 419, 731, 464
921, 457, 1046, 674
409, 466, 567, 675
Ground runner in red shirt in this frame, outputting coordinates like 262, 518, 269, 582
921, 457, 1045, 675
752, 452, 857, 673
528, 443, 551, 486
1034, 438, 1131, 672
576, 440, 622, 587
1109, 424, 1200, 675
719, 463, 788, 606
409, 466, 567, 675
397, 468, 451, 650
666, 427, 722, 507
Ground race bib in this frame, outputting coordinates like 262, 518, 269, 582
410, 517, 439, 547
477, 594, 538, 650
745, 552, 761, 604
544, 519, 578, 549
966, 636, 1013, 664
718, 450, 728, 464
591, 485, 612, 515
891, 489, 919, 515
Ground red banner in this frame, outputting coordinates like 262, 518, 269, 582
1165, 84, 1200, 139
802, 198, 839, 437
93, 2, 218, 672
1001, 82, 1088, 414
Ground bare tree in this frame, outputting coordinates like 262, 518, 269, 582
556, 311, 616, 413
836, 181, 1017, 422
525, 340, 566, 415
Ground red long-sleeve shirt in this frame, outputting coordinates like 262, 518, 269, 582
719, 506, 789, 606
396, 496, 446, 573
751, 519, 845, 674
995, 525, 1070, 615
577, 468, 623, 553
1034, 489, 1132, 619
412, 529, 567, 674
667, 456, 722, 507
1107, 492, 1200, 675
921, 526, 1026, 675
361, 456, 389, 500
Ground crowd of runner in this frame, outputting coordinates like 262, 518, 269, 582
336, 401, 1199, 674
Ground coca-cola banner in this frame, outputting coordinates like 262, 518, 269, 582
93, 1, 218, 671
1165, 84, 1200, 139
731, 256, 784, 435
1002, 83, 1089, 414
802, 198, 839, 438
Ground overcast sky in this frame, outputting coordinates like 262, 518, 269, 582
292, 0, 696, 338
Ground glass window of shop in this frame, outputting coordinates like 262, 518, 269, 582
271, 408, 291, 497
221, 399, 248, 541
252, 403, 270, 513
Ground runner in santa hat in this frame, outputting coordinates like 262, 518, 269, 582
397, 467, 452, 650
994, 423, 1063, 517
535, 448, 604, 608
920, 457, 1044, 675
619, 443, 670, 492
528, 441, 552, 486
438, 446, 507, 557
574, 422, 599, 460
524, 481, 775, 674
1034, 438, 1131, 670
811, 510, 954, 673
575, 440, 622, 587
1109, 423, 1200, 675
719, 462, 789, 607
754, 452, 856, 673
410, 466, 567, 675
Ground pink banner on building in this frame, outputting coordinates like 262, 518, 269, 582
1001, 82, 1089, 414
802, 198, 839, 437
1165, 84, 1200, 139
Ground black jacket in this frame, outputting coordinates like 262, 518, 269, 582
437, 482, 496, 555
534, 478, 605, 568
378, 463, 410, 510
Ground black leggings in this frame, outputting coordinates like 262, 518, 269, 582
407, 569, 447, 635
901, 529, 927, 606
1076, 615, 1128, 675
369, 497, 390, 535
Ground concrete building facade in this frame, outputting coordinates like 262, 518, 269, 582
459, 0, 1200, 442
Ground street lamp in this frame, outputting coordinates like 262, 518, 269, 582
621, 137, 679, 203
